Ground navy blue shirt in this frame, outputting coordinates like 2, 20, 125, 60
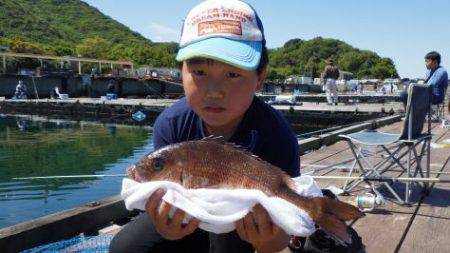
153, 96, 300, 177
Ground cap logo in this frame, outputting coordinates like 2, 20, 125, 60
198, 20, 242, 36
188, 8, 254, 27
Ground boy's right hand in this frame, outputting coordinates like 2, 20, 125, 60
145, 188, 200, 240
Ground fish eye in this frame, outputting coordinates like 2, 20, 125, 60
153, 158, 164, 171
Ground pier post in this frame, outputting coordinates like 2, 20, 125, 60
2, 55, 5, 74
99, 62, 102, 75
78, 61, 82, 75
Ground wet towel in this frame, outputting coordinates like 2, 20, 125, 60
121, 176, 323, 237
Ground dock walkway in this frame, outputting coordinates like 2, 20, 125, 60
300, 121, 450, 252
1, 97, 403, 114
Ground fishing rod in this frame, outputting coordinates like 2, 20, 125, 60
13, 174, 450, 183
12, 174, 126, 180
311, 175, 450, 183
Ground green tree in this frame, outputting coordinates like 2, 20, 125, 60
269, 37, 398, 79
76, 37, 111, 59
8, 38, 47, 54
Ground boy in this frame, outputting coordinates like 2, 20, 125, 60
110, 0, 300, 252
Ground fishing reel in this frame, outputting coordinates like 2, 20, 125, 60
352, 189, 385, 212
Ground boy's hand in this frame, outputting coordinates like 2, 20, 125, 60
236, 204, 290, 253
145, 188, 199, 240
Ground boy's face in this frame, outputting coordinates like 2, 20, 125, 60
182, 59, 265, 132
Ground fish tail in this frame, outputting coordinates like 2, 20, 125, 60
308, 197, 364, 244
283, 188, 364, 244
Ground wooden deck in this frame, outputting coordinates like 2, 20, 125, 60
300, 121, 450, 253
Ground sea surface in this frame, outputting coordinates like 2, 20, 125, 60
0, 115, 153, 228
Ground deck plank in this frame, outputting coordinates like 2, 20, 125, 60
399, 184, 450, 253
399, 129, 450, 253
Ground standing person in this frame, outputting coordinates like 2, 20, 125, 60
321, 59, 340, 105
50, 85, 61, 99
358, 83, 364, 95
400, 51, 448, 108
14, 80, 27, 99
381, 85, 386, 95
106, 80, 117, 99
117, 78, 123, 98
110, 1, 300, 252
107, 80, 115, 94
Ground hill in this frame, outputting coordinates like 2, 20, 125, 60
0, 0, 178, 67
268, 37, 398, 80
0, 0, 150, 47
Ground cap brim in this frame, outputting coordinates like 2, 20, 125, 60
176, 37, 262, 71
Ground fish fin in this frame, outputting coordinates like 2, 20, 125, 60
201, 136, 253, 154
310, 197, 364, 244
315, 213, 352, 244
202, 135, 226, 143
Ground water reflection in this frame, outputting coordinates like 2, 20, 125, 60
0, 115, 153, 228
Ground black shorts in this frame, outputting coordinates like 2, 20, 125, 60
109, 213, 254, 253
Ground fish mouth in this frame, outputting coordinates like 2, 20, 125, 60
127, 165, 149, 183
127, 165, 137, 181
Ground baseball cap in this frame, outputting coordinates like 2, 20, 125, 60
176, 0, 266, 71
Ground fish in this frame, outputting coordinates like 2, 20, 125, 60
128, 137, 364, 243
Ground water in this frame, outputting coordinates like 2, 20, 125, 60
0, 115, 153, 229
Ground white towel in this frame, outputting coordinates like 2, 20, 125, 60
121, 176, 323, 236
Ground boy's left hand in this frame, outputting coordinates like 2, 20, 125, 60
236, 204, 290, 253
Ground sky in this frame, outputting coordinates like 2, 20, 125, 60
82, 0, 450, 78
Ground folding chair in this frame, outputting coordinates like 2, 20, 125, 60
339, 84, 432, 204
431, 102, 445, 122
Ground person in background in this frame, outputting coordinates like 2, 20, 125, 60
381, 85, 387, 95
106, 80, 118, 100
357, 83, 364, 95
351, 81, 358, 93
400, 51, 448, 109
107, 80, 115, 94
399, 80, 410, 98
14, 80, 27, 99
50, 85, 61, 99
321, 59, 340, 105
